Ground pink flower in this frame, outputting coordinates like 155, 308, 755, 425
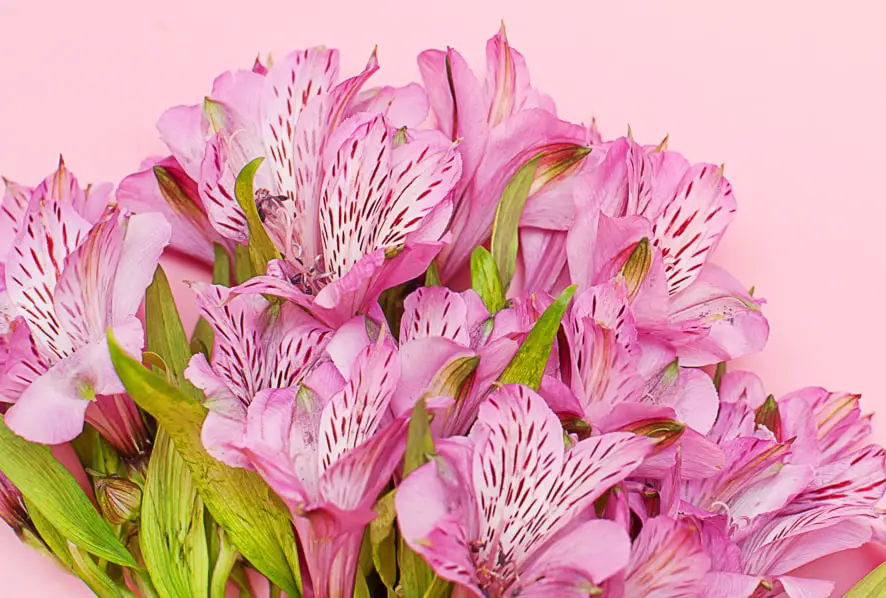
233, 114, 461, 327
392, 286, 519, 435
1, 202, 169, 448
397, 384, 652, 596
419, 26, 594, 284
184, 283, 335, 468
566, 138, 769, 366
240, 340, 408, 598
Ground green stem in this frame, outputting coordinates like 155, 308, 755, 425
269, 584, 282, 598
209, 529, 239, 598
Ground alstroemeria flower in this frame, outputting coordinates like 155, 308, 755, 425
184, 283, 335, 467
566, 151, 769, 366
1, 202, 169, 447
418, 26, 594, 284
686, 373, 886, 597
120, 47, 430, 267
605, 516, 711, 597
233, 114, 461, 327
397, 384, 653, 597
392, 286, 519, 435
241, 341, 408, 598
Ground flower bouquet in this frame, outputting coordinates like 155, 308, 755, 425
1, 26, 884, 598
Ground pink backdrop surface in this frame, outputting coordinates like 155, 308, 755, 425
1, 0, 885, 595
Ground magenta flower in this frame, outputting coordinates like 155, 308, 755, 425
397, 384, 652, 596
241, 340, 408, 598
184, 283, 335, 467
392, 286, 519, 435
566, 138, 769, 366
233, 114, 461, 327
1, 202, 169, 447
419, 26, 594, 283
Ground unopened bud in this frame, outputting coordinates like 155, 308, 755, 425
754, 395, 782, 439
623, 418, 685, 453
94, 476, 142, 525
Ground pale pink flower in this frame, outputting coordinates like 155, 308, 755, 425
241, 340, 408, 598
397, 384, 652, 597
1, 202, 168, 448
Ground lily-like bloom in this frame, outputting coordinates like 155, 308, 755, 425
241, 341, 408, 598
418, 25, 594, 284
565, 145, 769, 366
397, 384, 652, 597
233, 114, 461, 327
184, 283, 335, 468
691, 373, 886, 597
1, 202, 169, 448
119, 47, 431, 266
392, 286, 519, 435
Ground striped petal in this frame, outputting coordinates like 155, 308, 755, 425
623, 516, 711, 598
651, 164, 737, 296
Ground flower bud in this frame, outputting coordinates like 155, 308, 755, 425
623, 418, 685, 453
0, 471, 33, 538
754, 395, 782, 440
94, 476, 142, 525
619, 237, 652, 300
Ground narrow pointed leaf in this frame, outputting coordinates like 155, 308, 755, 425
234, 157, 280, 276
399, 398, 449, 596
233, 244, 253, 284
470, 246, 506, 313
369, 490, 398, 593
0, 416, 137, 568
141, 429, 210, 598
69, 543, 135, 598
108, 335, 302, 596
846, 561, 886, 597
145, 266, 201, 402
499, 285, 577, 390
24, 496, 74, 569
490, 155, 541, 291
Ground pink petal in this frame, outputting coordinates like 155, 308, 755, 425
518, 520, 632, 595
156, 104, 206, 180
201, 410, 250, 469
350, 83, 430, 128
198, 134, 250, 244
401, 286, 472, 345
317, 342, 400, 472
392, 337, 473, 417
0, 177, 31, 259
652, 163, 736, 295
623, 516, 710, 597
775, 575, 835, 598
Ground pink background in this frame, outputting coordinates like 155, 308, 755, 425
1, 0, 885, 594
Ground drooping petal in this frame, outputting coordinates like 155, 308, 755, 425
652, 163, 736, 296
622, 516, 711, 598
667, 263, 769, 366
517, 520, 631, 596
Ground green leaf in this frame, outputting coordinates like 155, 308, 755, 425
209, 527, 239, 598
470, 246, 506, 314
141, 429, 210, 598
369, 490, 398, 593
24, 496, 74, 570
234, 157, 280, 277
72, 424, 124, 477
403, 398, 435, 477
145, 265, 201, 402
191, 244, 231, 358
398, 398, 450, 597
233, 244, 253, 285
490, 155, 541, 291
846, 561, 886, 597
69, 541, 136, 598
108, 335, 302, 597
0, 416, 137, 568
499, 285, 577, 390
424, 261, 442, 287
